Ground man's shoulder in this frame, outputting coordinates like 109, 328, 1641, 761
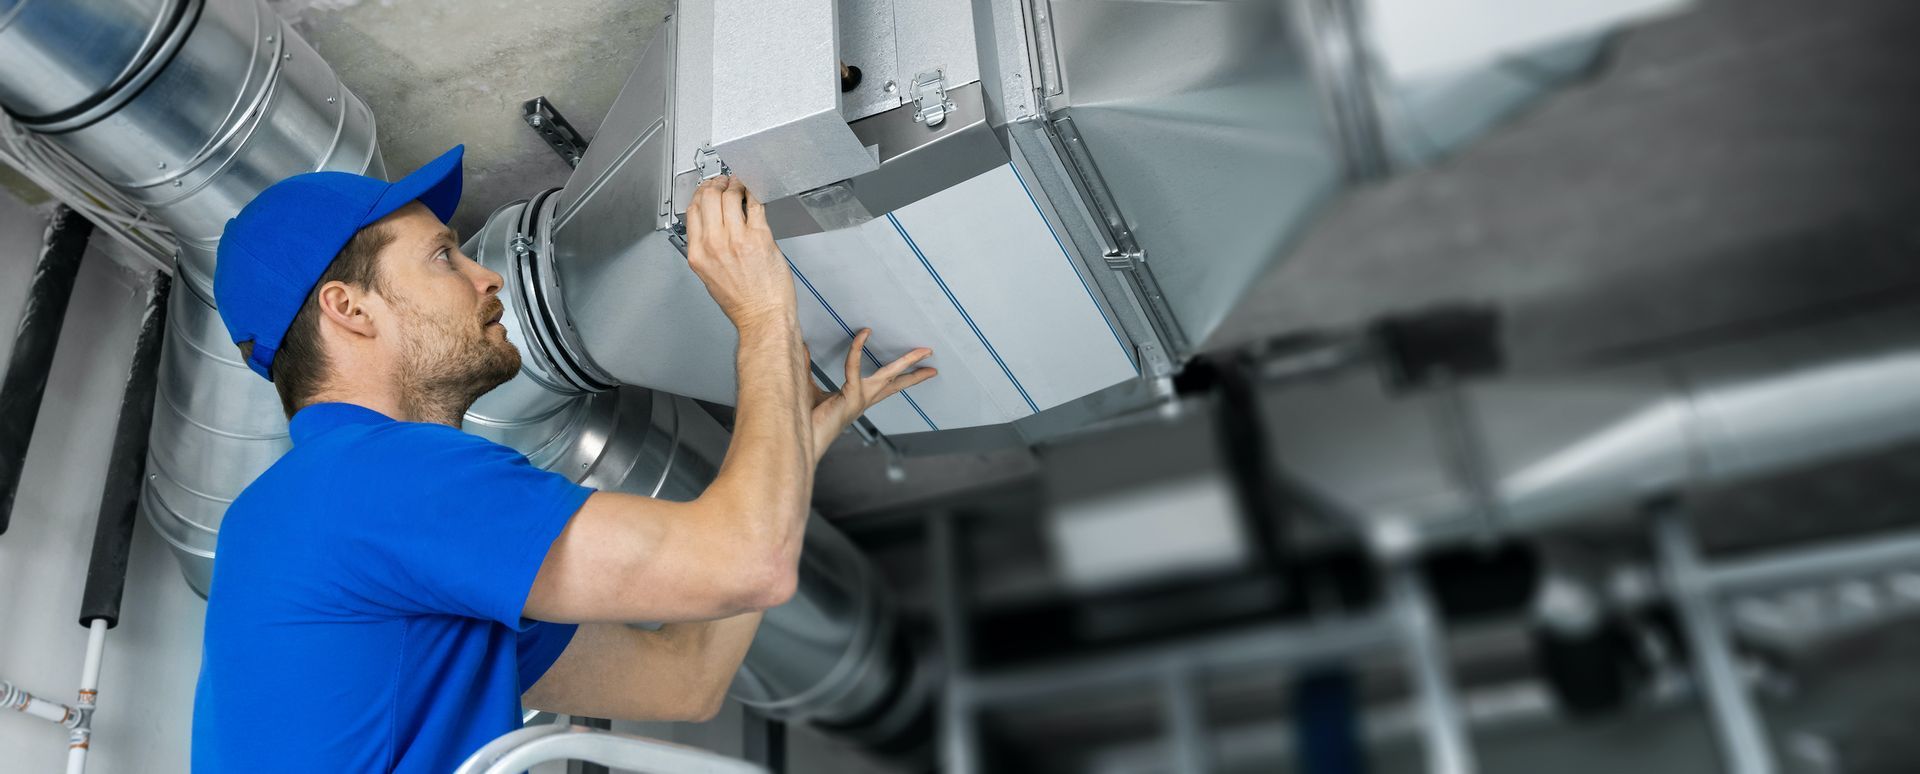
297, 418, 523, 471
233, 423, 520, 517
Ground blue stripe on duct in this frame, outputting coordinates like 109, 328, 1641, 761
787, 259, 939, 431
886, 212, 1041, 415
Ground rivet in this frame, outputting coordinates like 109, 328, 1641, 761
326, 96, 336, 104
266, 35, 275, 43
283, 53, 292, 61
173, 180, 183, 187
156, 162, 167, 169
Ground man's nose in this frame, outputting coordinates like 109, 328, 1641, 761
467, 257, 504, 297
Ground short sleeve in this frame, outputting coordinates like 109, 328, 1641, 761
516, 621, 579, 691
324, 424, 594, 627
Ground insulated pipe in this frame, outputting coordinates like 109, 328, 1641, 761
0, 207, 93, 535
1263, 304, 1920, 543
80, 273, 170, 627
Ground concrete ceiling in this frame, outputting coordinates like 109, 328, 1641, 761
268, 0, 670, 239
1207, 0, 1920, 369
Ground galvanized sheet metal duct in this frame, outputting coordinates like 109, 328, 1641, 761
0, 0, 385, 592
1263, 305, 1920, 543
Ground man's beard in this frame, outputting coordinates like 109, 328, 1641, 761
392, 296, 521, 425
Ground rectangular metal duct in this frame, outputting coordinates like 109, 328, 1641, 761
709, 0, 876, 202
546, 0, 1148, 440
537, 0, 1647, 447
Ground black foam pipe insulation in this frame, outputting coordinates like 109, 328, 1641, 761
0, 206, 93, 535
79, 271, 169, 628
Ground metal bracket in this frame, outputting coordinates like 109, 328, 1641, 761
1045, 115, 1191, 357
521, 97, 589, 168
665, 211, 689, 256
909, 69, 955, 127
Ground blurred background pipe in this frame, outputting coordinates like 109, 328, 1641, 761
1264, 304, 1920, 544
0, 207, 93, 535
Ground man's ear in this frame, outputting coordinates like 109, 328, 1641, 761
314, 280, 379, 340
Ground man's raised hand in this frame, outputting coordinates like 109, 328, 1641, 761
683, 176, 797, 330
810, 328, 936, 453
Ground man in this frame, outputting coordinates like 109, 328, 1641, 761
191, 145, 935, 772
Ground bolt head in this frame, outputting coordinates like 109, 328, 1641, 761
528, 114, 544, 127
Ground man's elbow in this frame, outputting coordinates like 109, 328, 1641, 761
738, 563, 798, 612
684, 689, 728, 724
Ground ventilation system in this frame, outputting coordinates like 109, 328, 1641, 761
0, 0, 1696, 755
482, 0, 1640, 450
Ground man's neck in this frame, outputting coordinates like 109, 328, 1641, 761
307, 384, 470, 428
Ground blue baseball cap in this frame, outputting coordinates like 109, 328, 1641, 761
214, 145, 466, 380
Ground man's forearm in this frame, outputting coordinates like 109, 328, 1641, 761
524, 613, 766, 721
705, 312, 815, 577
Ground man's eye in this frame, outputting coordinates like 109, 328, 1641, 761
434, 248, 451, 263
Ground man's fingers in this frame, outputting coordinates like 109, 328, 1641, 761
745, 187, 769, 233
689, 177, 725, 248
720, 175, 747, 234
869, 347, 932, 383
844, 329, 871, 384
874, 367, 937, 401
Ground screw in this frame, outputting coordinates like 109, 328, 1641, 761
156, 162, 167, 169
265, 35, 275, 43
527, 114, 544, 128
283, 53, 292, 61
883, 80, 897, 94
326, 96, 336, 103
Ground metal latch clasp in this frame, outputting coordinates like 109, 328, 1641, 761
909, 69, 954, 127
695, 145, 730, 180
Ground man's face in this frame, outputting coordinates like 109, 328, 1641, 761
372, 202, 520, 404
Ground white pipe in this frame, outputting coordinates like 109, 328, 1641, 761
78, 619, 106, 703
66, 618, 108, 774
67, 730, 87, 774
2, 680, 77, 726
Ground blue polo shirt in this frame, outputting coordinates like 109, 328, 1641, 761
192, 402, 594, 773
